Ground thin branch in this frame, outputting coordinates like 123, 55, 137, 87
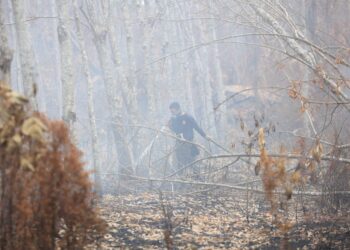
214, 86, 289, 111
2, 16, 58, 26
123, 174, 350, 196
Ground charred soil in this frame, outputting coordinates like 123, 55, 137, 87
94, 191, 350, 249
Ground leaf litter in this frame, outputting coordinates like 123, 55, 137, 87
90, 191, 350, 249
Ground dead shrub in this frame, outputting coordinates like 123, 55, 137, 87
0, 84, 106, 250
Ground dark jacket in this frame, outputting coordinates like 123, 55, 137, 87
168, 113, 206, 141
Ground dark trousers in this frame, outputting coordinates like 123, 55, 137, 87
174, 140, 200, 177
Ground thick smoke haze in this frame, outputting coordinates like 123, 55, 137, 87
0, 1, 349, 248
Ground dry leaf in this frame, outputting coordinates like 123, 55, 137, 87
311, 140, 323, 163
20, 157, 35, 171
6, 91, 28, 105
258, 128, 265, 150
291, 171, 302, 184
21, 117, 47, 141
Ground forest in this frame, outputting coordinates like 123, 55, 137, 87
0, 0, 349, 249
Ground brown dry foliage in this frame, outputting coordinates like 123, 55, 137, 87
257, 128, 309, 233
0, 84, 106, 250
257, 128, 333, 233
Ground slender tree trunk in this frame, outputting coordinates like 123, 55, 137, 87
141, 0, 158, 123
121, 2, 141, 163
96, 35, 134, 176
11, 0, 38, 108
4, 0, 17, 89
197, 16, 221, 139
85, 1, 135, 175
187, 2, 216, 136
154, 0, 169, 116
0, 4, 12, 85
0, 5, 13, 248
56, 0, 76, 137
73, 0, 101, 195
96, 35, 134, 175
166, 3, 182, 102
107, 1, 128, 106
174, 2, 195, 115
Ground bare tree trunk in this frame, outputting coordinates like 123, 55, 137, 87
105, 2, 142, 173
6, 0, 20, 90
11, 0, 38, 108
174, 1, 195, 115
106, 1, 128, 108
0, 8, 12, 246
84, 1, 135, 176
56, 0, 76, 136
73, 0, 101, 195
121, 2, 141, 162
140, 0, 158, 123
187, 2, 216, 136
166, 3, 182, 103
137, 0, 158, 177
197, 15, 222, 140
0, 3, 12, 85
153, 0, 170, 116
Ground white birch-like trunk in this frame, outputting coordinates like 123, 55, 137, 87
5, 0, 18, 89
11, 0, 38, 108
95, 38, 135, 174
85, 1, 135, 175
73, 0, 101, 195
187, 2, 216, 137
196, 19, 219, 139
0, 3, 12, 85
121, 2, 141, 161
154, 1, 170, 115
56, 0, 75, 133
106, 1, 127, 98
140, 0, 158, 123
174, 2, 195, 115
165, 3, 182, 103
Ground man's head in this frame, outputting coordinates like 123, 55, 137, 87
169, 102, 181, 116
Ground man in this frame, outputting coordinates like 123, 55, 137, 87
168, 102, 207, 175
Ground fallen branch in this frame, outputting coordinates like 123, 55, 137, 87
125, 174, 350, 196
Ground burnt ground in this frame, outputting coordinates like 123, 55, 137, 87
91, 191, 350, 249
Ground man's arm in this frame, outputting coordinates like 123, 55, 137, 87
188, 115, 206, 138
168, 117, 180, 135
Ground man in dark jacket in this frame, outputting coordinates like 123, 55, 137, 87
168, 102, 207, 174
